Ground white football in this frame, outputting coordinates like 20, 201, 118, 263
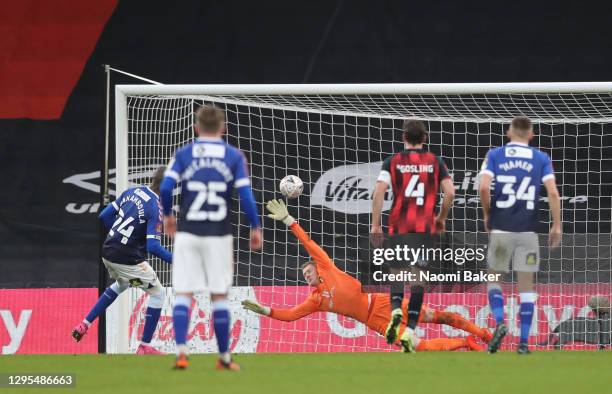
279, 175, 304, 199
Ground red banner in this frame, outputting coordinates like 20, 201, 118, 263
0, 289, 98, 354
126, 284, 610, 353
2, 286, 608, 354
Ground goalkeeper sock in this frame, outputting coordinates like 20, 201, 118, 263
85, 287, 119, 323
212, 300, 231, 357
432, 311, 485, 340
173, 295, 191, 354
519, 292, 536, 345
487, 284, 505, 325
406, 285, 424, 330
141, 307, 161, 344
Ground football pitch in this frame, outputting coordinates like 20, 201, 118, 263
2, 352, 611, 394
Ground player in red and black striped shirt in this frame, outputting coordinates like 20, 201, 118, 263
371, 120, 455, 352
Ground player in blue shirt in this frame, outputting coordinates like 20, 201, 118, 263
160, 105, 262, 370
72, 167, 172, 355
479, 116, 561, 354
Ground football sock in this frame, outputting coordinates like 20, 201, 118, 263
173, 295, 191, 354
406, 285, 424, 329
519, 292, 537, 345
390, 291, 404, 312
85, 286, 119, 323
432, 310, 487, 340
212, 300, 231, 358
141, 307, 161, 344
487, 283, 505, 325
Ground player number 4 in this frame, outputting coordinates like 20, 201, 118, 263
496, 175, 535, 210
404, 175, 425, 206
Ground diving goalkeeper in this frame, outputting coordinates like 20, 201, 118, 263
242, 200, 492, 352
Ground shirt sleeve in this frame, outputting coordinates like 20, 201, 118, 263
233, 151, 251, 189
436, 156, 451, 181
377, 157, 392, 185
289, 222, 334, 271
479, 150, 495, 178
269, 295, 319, 321
146, 199, 164, 239
541, 152, 555, 182
164, 154, 184, 182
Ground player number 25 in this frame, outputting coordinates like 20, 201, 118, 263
186, 181, 227, 221
496, 175, 535, 210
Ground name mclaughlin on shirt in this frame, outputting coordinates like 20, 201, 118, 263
372, 270, 502, 283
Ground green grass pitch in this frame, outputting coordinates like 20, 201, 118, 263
2, 352, 611, 394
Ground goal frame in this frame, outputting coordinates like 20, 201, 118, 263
110, 82, 612, 353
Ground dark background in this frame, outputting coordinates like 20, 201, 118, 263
1, 0, 611, 288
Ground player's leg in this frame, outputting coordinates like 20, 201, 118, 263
172, 232, 205, 369
385, 280, 404, 344
416, 338, 470, 351
72, 260, 128, 342
486, 232, 512, 353
420, 306, 492, 342
136, 263, 165, 355
400, 282, 424, 352
514, 233, 540, 355
203, 235, 240, 371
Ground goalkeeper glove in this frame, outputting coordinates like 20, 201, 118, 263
241, 300, 271, 316
266, 199, 295, 226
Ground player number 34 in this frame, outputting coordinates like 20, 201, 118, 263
496, 175, 535, 210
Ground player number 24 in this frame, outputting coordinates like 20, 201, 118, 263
496, 175, 535, 210
186, 181, 227, 221
109, 208, 134, 245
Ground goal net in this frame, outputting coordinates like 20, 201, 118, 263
107, 83, 612, 353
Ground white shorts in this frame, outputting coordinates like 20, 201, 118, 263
102, 258, 162, 292
487, 231, 540, 273
172, 232, 234, 294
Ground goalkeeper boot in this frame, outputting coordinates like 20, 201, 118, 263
517, 343, 531, 355
399, 328, 417, 353
487, 323, 508, 354
480, 327, 494, 343
71, 322, 89, 342
174, 353, 189, 370
467, 335, 486, 351
136, 344, 163, 355
385, 308, 403, 344
216, 358, 241, 372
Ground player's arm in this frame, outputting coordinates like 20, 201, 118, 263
266, 199, 334, 269
478, 151, 494, 232
98, 193, 123, 230
371, 158, 391, 234
160, 156, 182, 237
542, 154, 561, 247
98, 202, 118, 230
436, 157, 455, 232
145, 201, 172, 264
242, 296, 318, 322
234, 151, 262, 250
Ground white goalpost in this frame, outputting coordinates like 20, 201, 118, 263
108, 82, 612, 354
